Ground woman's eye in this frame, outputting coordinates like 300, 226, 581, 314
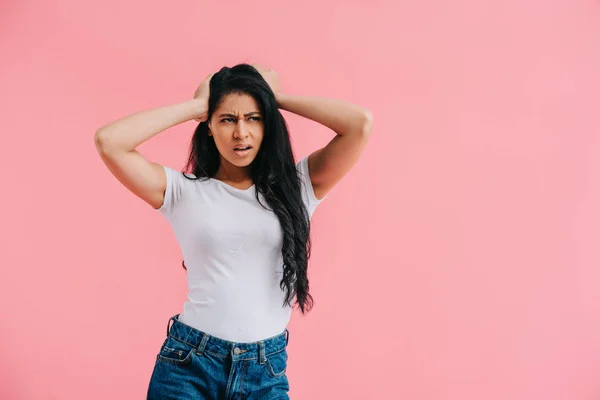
221, 117, 261, 123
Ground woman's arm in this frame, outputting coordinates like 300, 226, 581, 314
276, 92, 373, 200
94, 73, 213, 210
276, 93, 372, 138
94, 99, 206, 152
94, 98, 207, 209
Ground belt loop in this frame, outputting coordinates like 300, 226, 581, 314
258, 341, 266, 364
196, 333, 210, 355
285, 329, 289, 346
166, 314, 178, 336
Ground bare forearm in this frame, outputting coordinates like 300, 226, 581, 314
94, 99, 206, 152
276, 93, 372, 136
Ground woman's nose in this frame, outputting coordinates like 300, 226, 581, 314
233, 120, 249, 137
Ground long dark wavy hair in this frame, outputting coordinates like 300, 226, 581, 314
179, 63, 314, 314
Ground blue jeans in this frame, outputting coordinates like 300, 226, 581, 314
147, 314, 290, 399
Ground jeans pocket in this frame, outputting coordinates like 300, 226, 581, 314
156, 336, 195, 365
265, 349, 288, 378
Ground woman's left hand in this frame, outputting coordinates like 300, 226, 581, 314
252, 63, 281, 97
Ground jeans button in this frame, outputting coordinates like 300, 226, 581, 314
233, 347, 242, 355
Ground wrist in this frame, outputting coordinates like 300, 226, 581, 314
274, 92, 286, 108
189, 98, 209, 120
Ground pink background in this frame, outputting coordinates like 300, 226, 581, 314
2, 0, 600, 399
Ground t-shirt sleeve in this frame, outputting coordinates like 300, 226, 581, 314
157, 165, 186, 217
296, 156, 326, 217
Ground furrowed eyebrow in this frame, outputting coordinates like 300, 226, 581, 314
218, 112, 261, 118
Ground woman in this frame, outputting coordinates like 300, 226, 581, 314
94, 63, 373, 399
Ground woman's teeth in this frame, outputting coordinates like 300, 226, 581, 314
234, 147, 251, 156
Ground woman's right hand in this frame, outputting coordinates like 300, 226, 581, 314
192, 73, 214, 122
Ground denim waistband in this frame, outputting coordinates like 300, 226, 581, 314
165, 314, 289, 362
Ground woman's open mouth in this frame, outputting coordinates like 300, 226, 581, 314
233, 146, 252, 156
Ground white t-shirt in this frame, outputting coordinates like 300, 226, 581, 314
157, 156, 324, 343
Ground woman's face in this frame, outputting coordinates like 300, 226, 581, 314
208, 92, 264, 168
